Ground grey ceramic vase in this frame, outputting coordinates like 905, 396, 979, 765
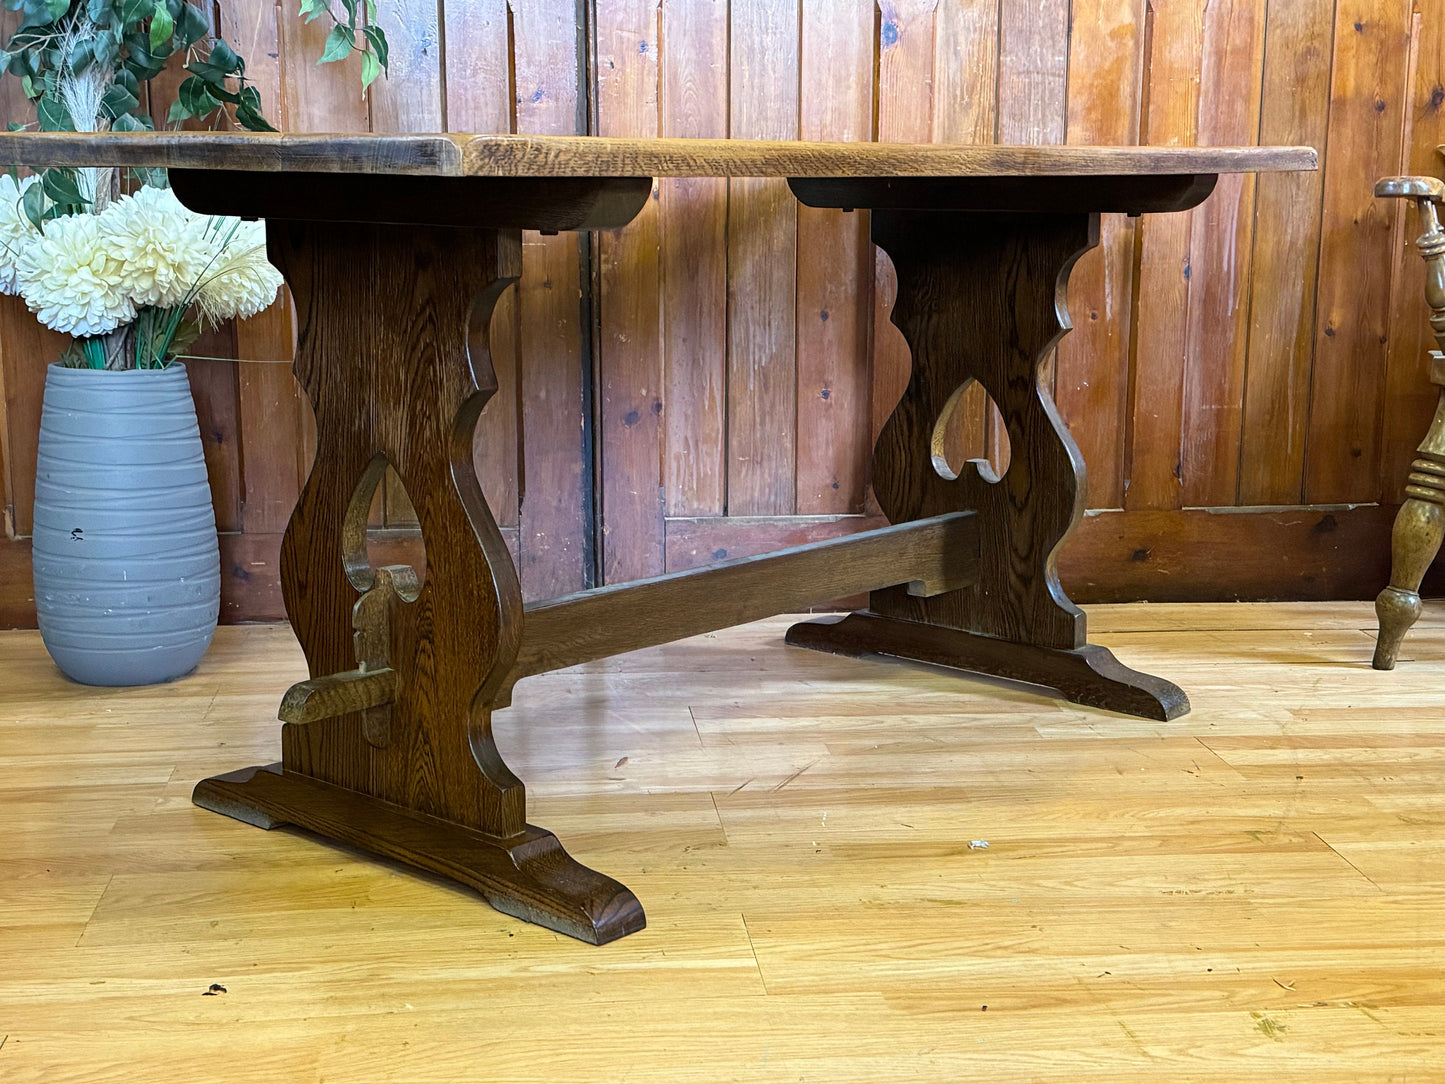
31, 362, 220, 686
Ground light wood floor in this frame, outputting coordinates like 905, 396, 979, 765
2, 603, 1444, 1082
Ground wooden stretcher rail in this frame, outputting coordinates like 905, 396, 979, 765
500, 512, 978, 701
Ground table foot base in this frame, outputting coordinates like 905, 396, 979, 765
786, 612, 1189, 721
193, 764, 646, 945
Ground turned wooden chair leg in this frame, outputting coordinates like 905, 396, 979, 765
1375, 373, 1445, 669
1375, 490, 1445, 669
1373, 177, 1445, 670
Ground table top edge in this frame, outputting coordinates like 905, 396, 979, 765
0, 132, 1318, 178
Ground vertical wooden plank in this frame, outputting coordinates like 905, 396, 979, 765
368, 0, 444, 131
933, 0, 998, 143
996, 0, 1069, 144
445, 0, 513, 127
1236, 0, 1334, 504
511, 0, 589, 598
728, 0, 799, 516
445, 0, 520, 527
930, 0, 997, 474
1057, 0, 1145, 510
2, 6, 35, 536
234, 317, 301, 534
659, 0, 727, 518
996, 0, 1068, 468
0, 297, 65, 538
1125, 0, 1207, 511
872, 0, 937, 449
218, 0, 305, 535
0, 8, 26, 128
185, 330, 243, 534
1303, 0, 1412, 503
595, 0, 664, 583
796, 0, 874, 515
277, 1, 371, 131
218, 0, 285, 118
1380, 10, 1445, 503
1179, 0, 1267, 507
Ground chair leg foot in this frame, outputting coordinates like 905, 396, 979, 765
1372, 492, 1445, 671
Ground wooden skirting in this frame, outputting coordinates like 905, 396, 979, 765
3, 504, 1444, 628
1058, 505, 1438, 603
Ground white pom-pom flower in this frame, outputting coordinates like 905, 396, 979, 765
196, 219, 282, 322
0, 173, 42, 296
16, 210, 136, 337
102, 184, 213, 308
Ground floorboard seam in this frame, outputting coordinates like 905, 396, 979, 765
709, 792, 730, 845
74, 873, 116, 947
739, 913, 769, 995
1312, 832, 1386, 893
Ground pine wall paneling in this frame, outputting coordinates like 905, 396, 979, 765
1, 0, 1443, 627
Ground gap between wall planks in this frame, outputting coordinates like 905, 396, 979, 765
2, 0, 1444, 624
595, 0, 666, 583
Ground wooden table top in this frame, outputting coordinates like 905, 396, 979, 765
0, 132, 1316, 178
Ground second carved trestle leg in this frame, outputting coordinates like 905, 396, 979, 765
786, 205, 1188, 721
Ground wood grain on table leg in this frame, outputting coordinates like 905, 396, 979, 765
192, 218, 644, 944
789, 208, 1188, 721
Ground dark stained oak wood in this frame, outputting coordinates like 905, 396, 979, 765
460, 137, 1315, 179
278, 667, 397, 727
0, 131, 1297, 940
191, 199, 643, 942
787, 204, 1187, 720
192, 764, 645, 945
0, 131, 1316, 179
169, 170, 653, 231
786, 613, 1189, 721
266, 219, 527, 831
499, 511, 979, 706
0, 131, 470, 173
790, 173, 1219, 214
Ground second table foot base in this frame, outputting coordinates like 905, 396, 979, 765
193, 764, 646, 945
786, 612, 1189, 721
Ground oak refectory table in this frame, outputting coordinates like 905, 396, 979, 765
0, 133, 1316, 944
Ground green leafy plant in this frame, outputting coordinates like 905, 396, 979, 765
0, 0, 388, 370
301, 0, 388, 90
2, 0, 277, 141
0, 0, 389, 193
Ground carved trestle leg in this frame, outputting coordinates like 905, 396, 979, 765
192, 221, 644, 943
1374, 194, 1445, 670
788, 210, 1188, 720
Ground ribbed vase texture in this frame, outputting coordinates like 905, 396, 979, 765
32, 363, 220, 686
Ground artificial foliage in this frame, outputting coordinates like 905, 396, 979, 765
0, 0, 388, 220
0, 0, 387, 369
